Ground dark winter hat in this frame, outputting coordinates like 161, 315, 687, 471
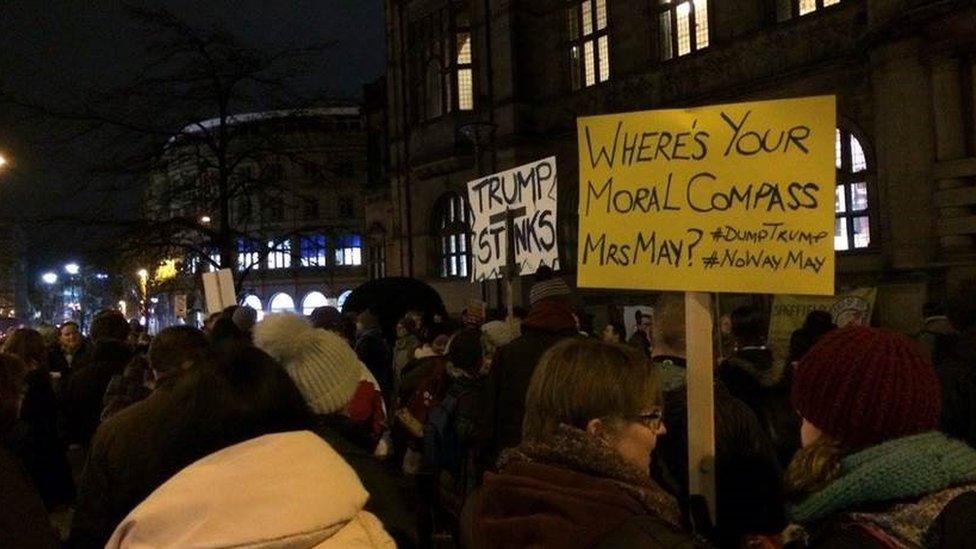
528, 276, 572, 306
447, 328, 484, 375
792, 326, 941, 449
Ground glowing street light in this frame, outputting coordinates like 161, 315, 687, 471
200, 215, 212, 224
41, 272, 58, 285
137, 268, 149, 279
65, 262, 80, 275
0, 154, 7, 169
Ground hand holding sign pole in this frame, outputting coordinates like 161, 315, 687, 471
576, 96, 836, 523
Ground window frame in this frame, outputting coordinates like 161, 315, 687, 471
834, 124, 876, 253
335, 234, 363, 267
266, 238, 292, 270
775, 0, 843, 22
409, 1, 475, 123
432, 191, 472, 279
568, 0, 611, 91
299, 234, 328, 268
655, 0, 711, 62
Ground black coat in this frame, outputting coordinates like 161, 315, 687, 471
652, 357, 784, 548
718, 348, 799, 467
483, 327, 577, 468
356, 329, 393, 401
62, 340, 133, 448
936, 328, 976, 449
314, 416, 418, 548
0, 446, 60, 548
8, 367, 76, 508
68, 384, 179, 549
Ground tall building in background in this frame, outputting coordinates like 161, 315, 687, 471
383, 0, 976, 331
146, 107, 370, 326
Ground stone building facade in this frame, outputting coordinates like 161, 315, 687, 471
381, 0, 976, 330
147, 107, 371, 325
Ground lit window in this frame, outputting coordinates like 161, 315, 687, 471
335, 235, 363, 266
835, 126, 873, 251
237, 239, 260, 272
409, 2, 474, 121
299, 235, 327, 267
778, 0, 843, 21
569, 0, 610, 90
269, 293, 296, 314
658, 0, 709, 61
267, 239, 292, 270
433, 192, 471, 278
301, 291, 329, 316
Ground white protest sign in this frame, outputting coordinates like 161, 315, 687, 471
202, 268, 236, 314
466, 156, 559, 281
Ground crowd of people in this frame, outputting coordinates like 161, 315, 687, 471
0, 270, 974, 548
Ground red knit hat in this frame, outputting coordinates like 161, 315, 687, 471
792, 326, 941, 449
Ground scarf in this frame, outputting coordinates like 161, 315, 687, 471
788, 431, 976, 524
500, 423, 681, 526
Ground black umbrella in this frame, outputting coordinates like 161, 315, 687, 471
342, 277, 447, 342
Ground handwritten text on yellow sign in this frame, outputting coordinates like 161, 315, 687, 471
576, 96, 836, 295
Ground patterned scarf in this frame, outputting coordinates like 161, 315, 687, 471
500, 423, 681, 526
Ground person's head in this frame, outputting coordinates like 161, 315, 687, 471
651, 294, 685, 357
219, 305, 240, 321
91, 311, 131, 343
422, 321, 457, 355
395, 316, 418, 339
602, 321, 626, 344
947, 279, 976, 331
447, 328, 488, 377
523, 338, 665, 472
209, 318, 247, 345
309, 306, 342, 331
59, 321, 83, 352
718, 314, 732, 335
802, 310, 835, 334
232, 306, 258, 335
253, 314, 363, 416
785, 327, 941, 494
534, 264, 554, 282
148, 326, 210, 382
528, 276, 572, 307
161, 342, 314, 476
203, 312, 222, 334
0, 353, 27, 435
356, 310, 380, 332
730, 305, 766, 347
639, 313, 653, 335
2, 328, 48, 371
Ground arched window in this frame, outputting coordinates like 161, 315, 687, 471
241, 294, 265, 322
269, 292, 296, 314
336, 290, 352, 312
301, 291, 329, 316
432, 192, 471, 278
835, 126, 873, 251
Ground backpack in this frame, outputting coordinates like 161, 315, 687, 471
423, 384, 473, 479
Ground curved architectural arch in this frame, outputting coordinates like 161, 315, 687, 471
268, 292, 296, 314
301, 291, 329, 316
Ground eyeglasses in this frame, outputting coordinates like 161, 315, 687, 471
629, 410, 663, 428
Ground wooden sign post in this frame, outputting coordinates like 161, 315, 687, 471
575, 96, 837, 522
685, 291, 716, 519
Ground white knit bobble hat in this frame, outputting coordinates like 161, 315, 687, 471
253, 314, 361, 415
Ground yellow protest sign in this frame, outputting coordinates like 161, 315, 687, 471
576, 96, 836, 295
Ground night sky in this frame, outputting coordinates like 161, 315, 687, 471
0, 1, 385, 271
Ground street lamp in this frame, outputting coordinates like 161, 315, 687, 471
64, 262, 80, 275
0, 154, 7, 169
200, 215, 211, 224
41, 272, 58, 285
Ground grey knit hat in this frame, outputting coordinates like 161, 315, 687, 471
253, 314, 361, 415
528, 277, 572, 306
232, 305, 258, 333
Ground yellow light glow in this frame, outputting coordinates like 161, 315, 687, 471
154, 259, 178, 282
0, 155, 7, 168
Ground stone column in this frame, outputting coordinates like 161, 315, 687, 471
870, 38, 937, 269
930, 55, 973, 254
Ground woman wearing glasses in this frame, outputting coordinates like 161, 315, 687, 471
463, 338, 696, 548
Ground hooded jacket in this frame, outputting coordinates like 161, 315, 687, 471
106, 431, 395, 548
